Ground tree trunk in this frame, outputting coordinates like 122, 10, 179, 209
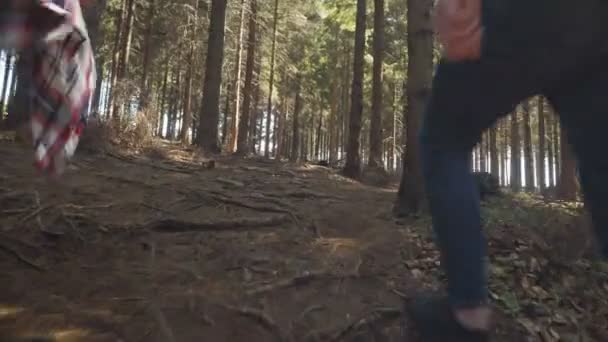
222, 82, 232, 145
198, 0, 228, 153
157, 55, 170, 137
490, 125, 499, 177
537, 96, 546, 191
0, 53, 13, 115
108, 0, 127, 118
479, 134, 486, 172
228, 0, 247, 152
112, 0, 136, 119
236, 0, 257, 154
290, 75, 302, 161
510, 109, 522, 191
396, 0, 434, 214
139, 0, 156, 111
502, 119, 509, 185
343, 0, 367, 178
552, 113, 560, 182
180, 45, 196, 144
368, 0, 384, 168
547, 109, 555, 187
523, 99, 534, 190
250, 57, 262, 153
264, 0, 280, 158
557, 128, 577, 200
315, 106, 323, 160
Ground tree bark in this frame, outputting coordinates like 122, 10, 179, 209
197, 0, 228, 153
157, 55, 170, 137
510, 109, 522, 191
368, 0, 385, 168
264, 0, 280, 158
139, 0, 156, 111
557, 127, 577, 200
479, 134, 486, 172
228, 0, 247, 152
112, 0, 136, 119
108, 0, 127, 118
395, 0, 434, 214
490, 125, 499, 177
236, 0, 257, 154
552, 112, 560, 182
290, 75, 302, 161
0, 53, 13, 115
537, 96, 546, 191
343, 0, 367, 178
523, 99, 534, 190
547, 108, 555, 187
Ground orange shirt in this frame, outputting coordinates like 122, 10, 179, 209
435, 0, 483, 61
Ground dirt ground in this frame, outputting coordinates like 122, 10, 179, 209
0, 137, 606, 342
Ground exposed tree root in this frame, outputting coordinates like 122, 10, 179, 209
247, 270, 358, 296
223, 305, 290, 342
132, 215, 290, 233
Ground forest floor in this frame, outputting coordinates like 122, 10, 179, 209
0, 133, 607, 342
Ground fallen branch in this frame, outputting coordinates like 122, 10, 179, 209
0, 240, 45, 272
247, 270, 357, 296
209, 192, 303, 228
130, 215, 290, 233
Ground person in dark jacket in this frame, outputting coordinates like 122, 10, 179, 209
407, 0, 608, 341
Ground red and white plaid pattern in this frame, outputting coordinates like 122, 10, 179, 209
0, 0, 96, 175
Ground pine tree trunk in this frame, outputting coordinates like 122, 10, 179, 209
264, 0, 280, 157
228, 0, 247, 152
236, 0, 257, 154
490, 125, 499, 177
222, 82, 232, 145
510, 110, 522, 191
180, 45, 195, 144
290, 75, 302, 161
0, 53, 13, 115
523, 99, 534, 190
112, 0, 136, 119
502, 118, 510, 186
479, 134, 486, 172
108, 0, 127, 118
343, 0, 366, 178
139, 0, 156, 111
395, 0, 434, 214
537, 96, 546, 191
368, 0, 384, 168
315, 107, 323, 160
198, 0, 228, 153
547, 113, 555, 187
553, 113, 560, 182
157, 55, 170, 137
557, 127, 577, 200
250, 58, 262, 153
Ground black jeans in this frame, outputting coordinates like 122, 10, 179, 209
419, 0, 608, 308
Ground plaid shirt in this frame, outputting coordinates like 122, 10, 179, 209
0, 0, 96, 175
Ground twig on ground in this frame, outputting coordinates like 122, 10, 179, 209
297, 305, 326, 323
247, 270, 358, 296
391, 289, 407, 299
106, 151, 205, 174
0, 240, 45, 272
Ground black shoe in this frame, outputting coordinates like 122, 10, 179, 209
405, 294, 490, 342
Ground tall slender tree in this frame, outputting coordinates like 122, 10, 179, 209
395, 0, 434, 214
368, 0, 385, 169
198, 0, 229, 153
236, 0, 258, 154
343, 0, 367, 178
